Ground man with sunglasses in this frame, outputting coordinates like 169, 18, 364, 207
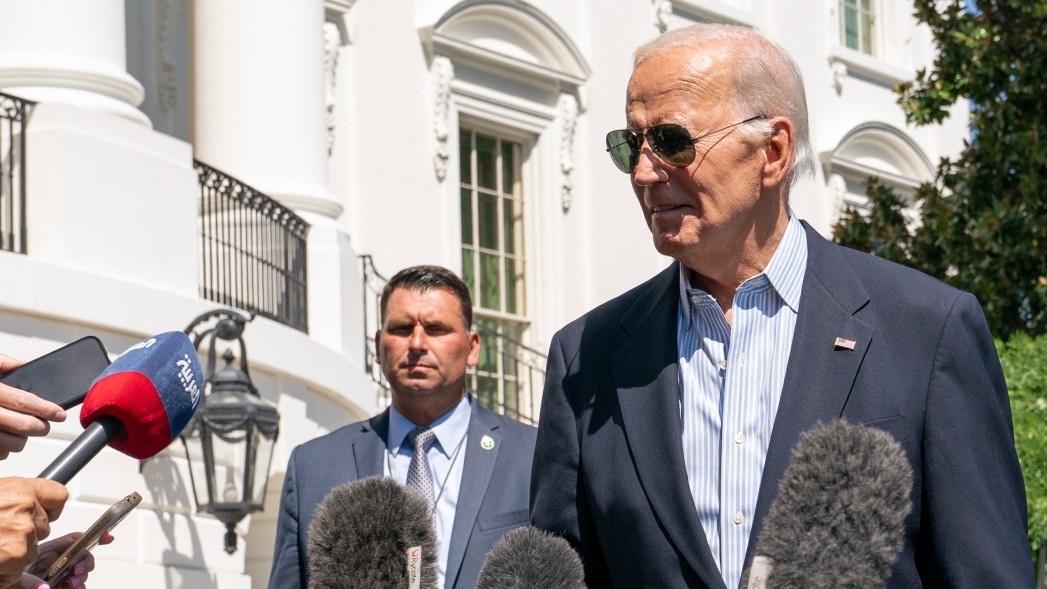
530, 23, 1031, 589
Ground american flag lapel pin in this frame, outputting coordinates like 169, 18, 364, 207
834, 337, 857, 351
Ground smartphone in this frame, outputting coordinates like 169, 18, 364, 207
42, 491, 142, 586
0, 336, 111, 409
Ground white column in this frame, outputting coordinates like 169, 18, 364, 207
0, 0, 150, 126
192, 0, 341, 219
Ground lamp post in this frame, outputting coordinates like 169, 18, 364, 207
180, 309, 280, 554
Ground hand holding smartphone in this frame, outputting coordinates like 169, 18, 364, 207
42, 492, 141, 587
0, 336, 111, 409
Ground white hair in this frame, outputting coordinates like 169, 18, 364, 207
634, 24, 816, 187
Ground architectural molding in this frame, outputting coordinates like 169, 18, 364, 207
158, 0, 184, 112
665, 0, 757, 27
432, 55, 455, 182
827, 49, 913, 90
323, 21, 342, 155
829, 57, 847, 94
825, 121, 935, 184
558, 92, 578, 212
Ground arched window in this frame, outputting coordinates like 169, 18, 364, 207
824, 122, 935, 225
421, 1, 589, 422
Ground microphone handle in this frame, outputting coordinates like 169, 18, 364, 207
38, 416, 125, 483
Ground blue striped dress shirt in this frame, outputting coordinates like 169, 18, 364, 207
677, 213, 807, 589
387, 394, 472, 589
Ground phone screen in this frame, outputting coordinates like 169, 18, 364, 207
42, 491, 141, 586
0, 336, 111, 409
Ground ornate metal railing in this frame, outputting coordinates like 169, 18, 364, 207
0, 92, 31, 254
360, 255, 545, 424
195, 161, 310, 332
472, 321, 545, 425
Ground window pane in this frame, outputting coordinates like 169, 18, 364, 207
501, 141, 515, 190
478, 192, 498, 249
459, 131, 472, 182
480, 252, 500, 310
476, 135, 497, 190
861, 11, 873, 53
461, 188, 474, 245
475, 374, 497, 410
477, 329, 497, 373
505, 257, 518, 314
503, 378, 519, 419
502, 195, 516, 254
459, 126, 533, 421
844, 6, 858, 49
461, 247, 475, 296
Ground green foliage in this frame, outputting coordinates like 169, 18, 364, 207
833, 0, 1047, 338
832, 177, 915, 266
998, 334, 1047, 551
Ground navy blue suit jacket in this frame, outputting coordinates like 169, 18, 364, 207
530, 223, 1032, 588
269, 401, 537, 589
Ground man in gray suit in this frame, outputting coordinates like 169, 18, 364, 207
269, 265, 537, 589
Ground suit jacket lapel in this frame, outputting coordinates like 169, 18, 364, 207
746, 224, 874, 563
354, 410, 389, 478
445, 406, 499, 588
611, 263, 728, 589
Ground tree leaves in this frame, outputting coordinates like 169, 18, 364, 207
834, 0, 1047, 338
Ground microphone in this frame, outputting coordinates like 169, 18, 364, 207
307, 476, 438, 589
476, 525, 585, 589
742, 420, 913, 589
38, 332, 203, 483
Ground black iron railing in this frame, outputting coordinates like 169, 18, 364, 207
360, 254, 545, 423
472, 321, 545, 426
195, 161, 310, 333
0, 92, 31, 254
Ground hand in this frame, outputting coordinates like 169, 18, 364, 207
0, 478, 67, 588
18, 531, 113, 589
0, 355, 67, 460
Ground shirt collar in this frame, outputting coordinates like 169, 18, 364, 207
678, 211, 807, 324
388, 393, 472, 458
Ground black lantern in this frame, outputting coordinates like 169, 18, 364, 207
180, 309, 280, 554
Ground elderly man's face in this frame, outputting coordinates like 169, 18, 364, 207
625, 47, 776, 271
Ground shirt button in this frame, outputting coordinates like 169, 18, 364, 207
734, 432, 744, 444
733, 511, 744, 525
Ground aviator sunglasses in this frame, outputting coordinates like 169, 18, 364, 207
605, 114, 767, 173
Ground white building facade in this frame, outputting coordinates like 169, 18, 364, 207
0, 0, 966, 586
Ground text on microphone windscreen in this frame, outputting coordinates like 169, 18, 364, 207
79, 331, 204, 459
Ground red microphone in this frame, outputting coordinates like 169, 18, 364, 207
38, 332, 204, 483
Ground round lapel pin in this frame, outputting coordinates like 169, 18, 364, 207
480, 434, 495, 450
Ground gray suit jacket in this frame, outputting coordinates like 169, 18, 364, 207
530, 223, 1032, 588
269, 401, 537, 588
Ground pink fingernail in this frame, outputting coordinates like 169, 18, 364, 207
74, 565, 86, 575
36, 583, 51, 589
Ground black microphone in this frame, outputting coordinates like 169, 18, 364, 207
742, 420, 913, 589
307, 476, 438, 589
476, 525, 585, 589
37, 332, 203, 483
